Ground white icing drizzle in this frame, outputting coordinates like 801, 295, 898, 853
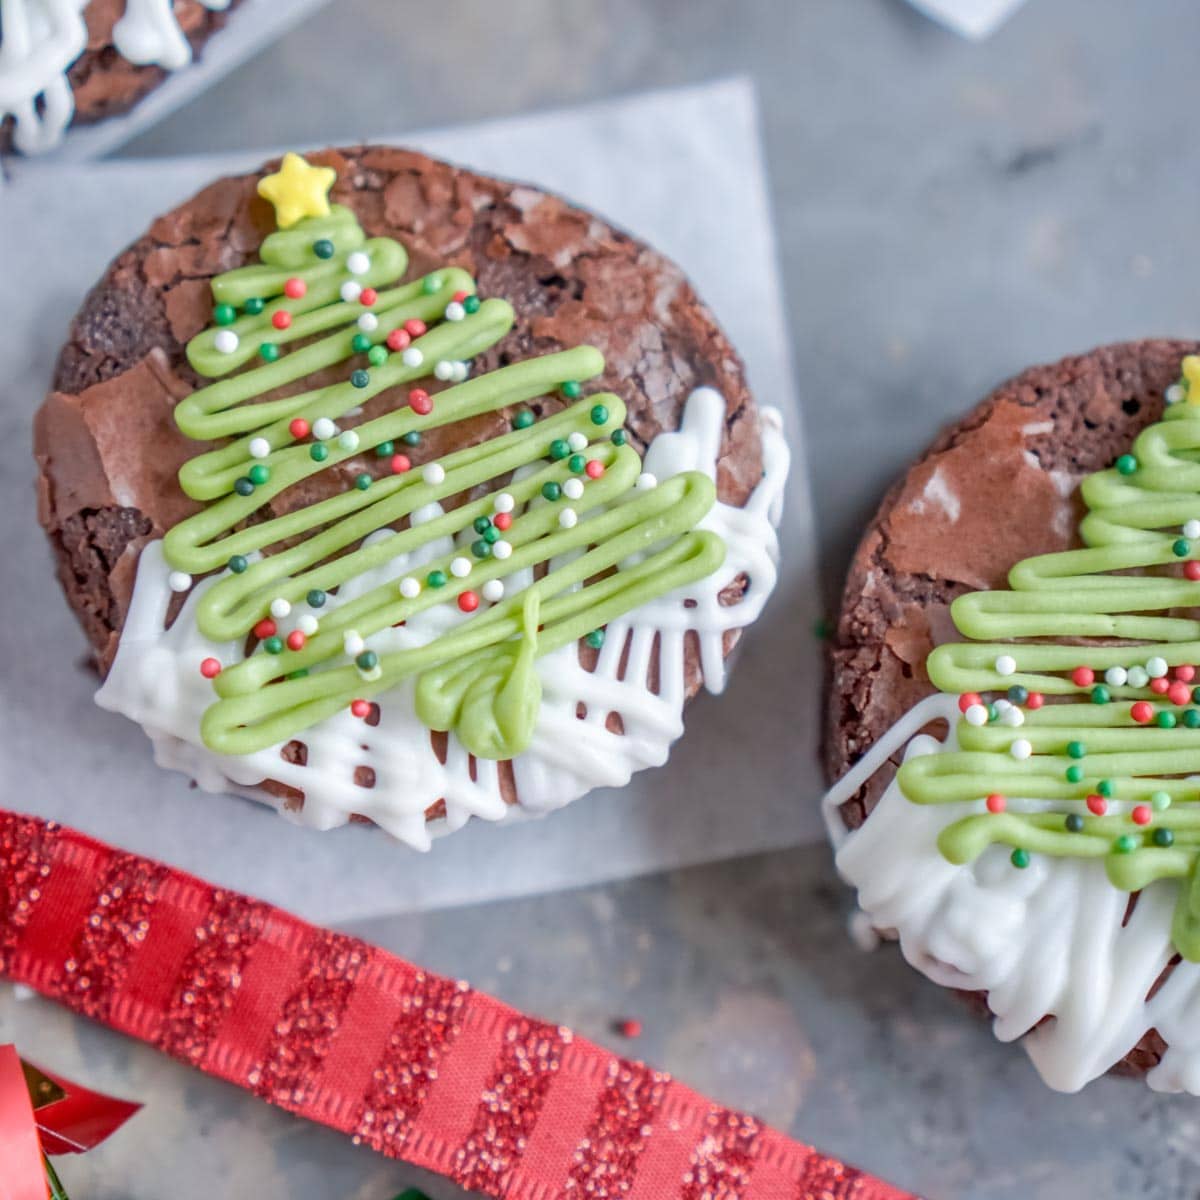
824, 696, 1200, 1093
0, 0, 228, 154
97, 389, 789, 851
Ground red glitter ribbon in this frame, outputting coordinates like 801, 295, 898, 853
0, 811, 915, 1199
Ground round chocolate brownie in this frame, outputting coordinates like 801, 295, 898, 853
33, 146, 784, 847
825, 338, 1200, 1084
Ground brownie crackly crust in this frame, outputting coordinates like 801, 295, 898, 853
824, 337, 1200, 1076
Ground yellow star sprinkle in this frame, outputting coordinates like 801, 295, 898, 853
1183, 355, 1200, 403
257, 152, 337, 230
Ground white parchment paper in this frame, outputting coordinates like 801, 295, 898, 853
0, 79, 821, 923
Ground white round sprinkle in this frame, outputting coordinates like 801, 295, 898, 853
444, 301, 465, 322
993, 698, 1012, 713
1167, 383, 1186, 405
434, 360, 454, 381
343, 631, 365, 657
346, 251, 371, 276
422, 463, 446, 486
450, 556, 472, 578
399, 577, 421, 599
1185, 519, 1200, 540
492, 540, 513, 560
338, 430, 360, 452
168, 570, 192, 593
1105, 666, 1128, 687
563, 477, 585, 500
297, 614, 319, 636
402, 347, 424, 368
493, 493, 515, 514
340, 281, 363, 303
1010, 738, 1033, 761
248, 437, 271, 459
1127, 666, 1150, 688
361, 665, 383, 683
357, 312, 379, 333
568, 432, 589, 452
964, 704, 989, 726
270, 597, 292, 620
214, 330, 239, 355
482, 580, 505, 603
635, 472, 658, 490
313, 417, 336, 441
559, 508, 578, 529
450, 361, 469, 383
1000, 707, 1025, 727
995, 654, 1017, 677
1147, 656, 1169, 678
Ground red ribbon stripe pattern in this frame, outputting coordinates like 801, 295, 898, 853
0, 811, 914, 1200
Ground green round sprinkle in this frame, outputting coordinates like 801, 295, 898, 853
403, 431, 422, 447
356, 650, 378, 671
306, 589, 326, 608
375, 441, 395, 457
313, 239, 335, 259
471, 539, 492, 559
1116, 454, 1138, 475
228, 554, 248, 574
351, 369, 370, 389
568, 454, 587, 474
287, 668, 310, 680
263, 636, 284, 655
1099, 779, 1115, 797
1066, 765, 1084, 784
463, 294, 481, 314
473, 516, 492, 535
590, 404, 609, 426
427, 569, 447, 589
1151, 790, 1172, 812
244, 297, 265, 315
248, 464, 270, 486
352, 333, 371, 353
1010, 848, 1030, 869
1185, 709, 1200, 729
1158, 711, 1178, 729
1007, 685, 1029, 704
986, 702, 999, 723
259, 342, 280, 363
1065, 814, 1085, 833
1067, 740, 1086, 759
214, 303, 236, 326
585, 629, 605, 650
422, 274, 441, 295
512, 410, 536, 431
368, 345, 388, 367
611, 429, 627, 447
234, 477, 255, 497
549, 439, 570, 460
310, 444, 329, 462
1091, 685, 1111, 705
482, 525, 499, 544
1154, 828, 1176, 848
542, 481, 562, 502
562, 380, 582, 400
1114, 834, 1138, 854
355, 473, 372, 491
1175, 538, 1193, 558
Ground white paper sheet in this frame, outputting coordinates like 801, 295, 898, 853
0, 78, 821, 923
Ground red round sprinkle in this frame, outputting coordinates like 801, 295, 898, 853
585, 460, 604, 479
284, 277, 306, 299
1131, 701, 1155, 724
350, 699, 370, 719
404, 318, 427, 338
390, 454, 411, 474
452, 289, 469, 303
1176, 665, 1196, 682
360, 287, 378, 306
1087, 795, 1108, 815
986, 793, 1006, 814
958, 692, 982, 713
1187, 561, 1200, 582
458, 590, 479, 613
493, 512, 513, 532
286, 630, 306, 652
1169, 681, 1192, 706
272, 310, 292, 331
616, 1018, 642, 1039
199, 657, 222, 679
409, 388, 433, 416
1132, 805, 1152, 826
1072, 666, 1095, 687
1151, 677, 1171, 695
253, 618, 277, 640
1026, 692, 1045, 709
386, 328, 411, 351
289, 417, 310, 439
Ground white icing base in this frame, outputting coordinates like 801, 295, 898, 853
97, 389, 789, 851
824, 695, 1200, 1093
0, 0, 227, 154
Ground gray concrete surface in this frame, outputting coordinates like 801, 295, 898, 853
18, 1, 1200, 1197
